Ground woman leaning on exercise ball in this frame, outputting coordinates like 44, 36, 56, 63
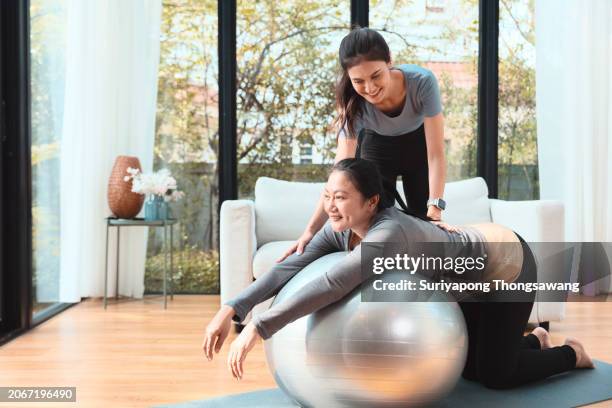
278, 26, 448, 262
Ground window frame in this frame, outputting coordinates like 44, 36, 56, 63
1, 0, 73, 346
1, 0, 33, 344
218, 0, 500, 203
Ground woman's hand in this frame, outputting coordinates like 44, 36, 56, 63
227, 322, 261, 380
202, 305, 234, 361
275, 229, 315, 263
431, 220, 461, 233
427, 205, 442, 221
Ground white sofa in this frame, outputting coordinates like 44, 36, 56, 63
220, 176, 566, 326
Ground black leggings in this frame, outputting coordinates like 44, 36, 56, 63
356, 128, 577, 388
355, 125, 429, 218
459, 236, 577, 389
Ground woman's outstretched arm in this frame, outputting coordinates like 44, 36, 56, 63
224, 223, 344, 323
225, 224, 401, 379
252, 223, 403, 339
204, 223, 342, 363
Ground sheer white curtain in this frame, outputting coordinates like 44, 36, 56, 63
536, 0, 612, 293
59, 0, 162, 302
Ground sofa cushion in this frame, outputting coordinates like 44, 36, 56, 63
252, 241, 296, 279
396, 177, 492, 224
254, 176, 492, 246
255, 178, 325, 246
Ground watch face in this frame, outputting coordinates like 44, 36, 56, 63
429, 198, 446, 210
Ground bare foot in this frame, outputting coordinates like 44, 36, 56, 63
565, 338, 595, 369
532, 327, 552, 349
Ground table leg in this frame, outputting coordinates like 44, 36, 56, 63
163, 223, 168, 309
104, 222, 109, 309
170, 223, 174, 300
116, 226, 120, 300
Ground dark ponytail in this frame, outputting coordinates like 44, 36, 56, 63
334, 27, 391, 140
331, 158, 383, 212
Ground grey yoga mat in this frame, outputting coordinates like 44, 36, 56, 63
155, 360, 612, 408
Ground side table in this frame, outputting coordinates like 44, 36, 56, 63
104, 217, 177, 309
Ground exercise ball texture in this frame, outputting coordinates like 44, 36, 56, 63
264, 252, 467, 407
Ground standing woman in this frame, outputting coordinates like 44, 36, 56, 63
278, 27, 447, 261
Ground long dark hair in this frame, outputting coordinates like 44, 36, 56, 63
334, 27, 391, 140
330, 158, 383, 212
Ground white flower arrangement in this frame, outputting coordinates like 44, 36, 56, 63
124, 167, 185, 202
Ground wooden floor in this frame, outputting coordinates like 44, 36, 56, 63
1, 295, 611, 408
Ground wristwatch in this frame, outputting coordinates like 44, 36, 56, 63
427, 198, 446, 210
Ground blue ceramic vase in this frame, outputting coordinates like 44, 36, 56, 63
144, 195, 168, 221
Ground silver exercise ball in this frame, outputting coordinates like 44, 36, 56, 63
264, 252, 467, 408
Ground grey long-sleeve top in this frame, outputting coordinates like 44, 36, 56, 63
224, 207, 487, 340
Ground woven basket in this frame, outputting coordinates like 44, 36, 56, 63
107, 156, 145, 219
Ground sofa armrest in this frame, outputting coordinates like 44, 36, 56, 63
489, 199, 564, 242
220, 199, 257, 307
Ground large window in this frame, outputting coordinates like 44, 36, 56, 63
3, 1, 541, 343
236, 0, 351, 198
498, 0, 538, 200
369, 0, 480, 181
146, 0, 220, 294
30, 0, 66, 315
